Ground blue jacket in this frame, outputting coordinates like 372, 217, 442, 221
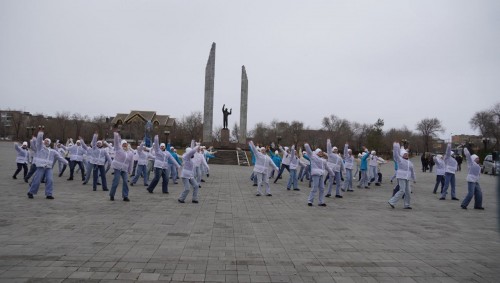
268, 150, 282, 167
360, 152, 370, 171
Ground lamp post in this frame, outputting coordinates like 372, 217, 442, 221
26, 126, 35, 138
401, 139, 408, 148
401, 139, 410, 156
482, 137, 490, 152
164, 130, 170, 143
277, 135, 282, 145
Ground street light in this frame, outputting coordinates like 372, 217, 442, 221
26, 126, 35, 138
164, 130, 170, 143
482, 137, 490, 151
401, 139, 408, 148
277, 135, 282, 145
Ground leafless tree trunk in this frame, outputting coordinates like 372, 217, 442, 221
231, 122, 240, 142
9, 110, 26, 141
416, 118, 445, 153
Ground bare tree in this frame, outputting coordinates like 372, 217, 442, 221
251, 122, 271, 144
8, 110, 27, 140
30, 113, 48, 132
53, 112, 71, 141
322, 114, 353, 145
212, 126, 223, 142
268, 119, 281, 144
469, 111, 491, 137
322, 114, 343, 132
231, 122, 240, 142
470, 102, 500, 150
92, 115, 110, 139
179, 111, 203, 142
416, 118, 445, 153
129, 120, 145, 144
384, 126, 414, 154
289, 120, 304, 146
492, 103, 500, 150
71, 113, 89, 138
351, 122, 371, 152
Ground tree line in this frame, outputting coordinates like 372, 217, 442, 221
2, 102, 498, 157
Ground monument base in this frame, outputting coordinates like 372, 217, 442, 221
221, 128, 230, 145
202, 128, 248, 150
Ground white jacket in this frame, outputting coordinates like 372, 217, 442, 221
304, 143, 334, 177
14, 143, 29, 164
249, 141, 279, 174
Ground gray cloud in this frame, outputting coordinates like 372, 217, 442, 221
1, 0, 499, 139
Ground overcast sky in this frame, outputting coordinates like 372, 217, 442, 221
1, 0, 499, 139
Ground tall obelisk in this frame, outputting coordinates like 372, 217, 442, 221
239, 65, 248, 144
203, 43, 216, 143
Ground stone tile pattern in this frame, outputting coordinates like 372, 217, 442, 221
0, 142, 499, 282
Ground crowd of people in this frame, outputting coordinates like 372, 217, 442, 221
12, 129, 485, 210
12, 128, 214, 203
421, 151, 464, 173
248, 139, 485, 210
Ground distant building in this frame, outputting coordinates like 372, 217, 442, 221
109, 110, 176, 143
451, 134, 482, 155
0, 110, 33, 140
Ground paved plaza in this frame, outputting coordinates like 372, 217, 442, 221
0, 141, 499, 282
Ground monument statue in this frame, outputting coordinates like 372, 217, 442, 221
222, 104, 232, 129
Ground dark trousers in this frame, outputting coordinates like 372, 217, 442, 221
93, 165, 108, 190
433, 175, 445, 194
147, 167, 169, 193
69, 160, 85, 180
131, 160, 138, 176
59, 157, 70, 176
25, 163, 37, 181
274, 164, 290, 183
14, 163, 28, 178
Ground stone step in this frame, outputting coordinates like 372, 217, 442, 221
208, 150, 239, 165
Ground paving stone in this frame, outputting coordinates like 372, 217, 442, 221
138, 272, 160, 280
0, 142, 499, 281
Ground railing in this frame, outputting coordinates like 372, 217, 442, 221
236, 148, 250, 166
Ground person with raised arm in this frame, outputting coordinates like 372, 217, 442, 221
27, 128, 68, 199
168, 145, 182, 184
178, 140, 201, 203
273, 145, 291, 183
356, 147, 371, 189
460, 148, 484, 210
343, 143, 354, 192
130, 140, 150, 187
193, 145, 209, 186
440, 142, 459, 201
249, 141, 279, 196
13, 141, 29, 180
432, 154, 445, 194
146, 135, 180, 194
109, 132, 134, 201
83, 133, 111, 191
286, 145, 300, 191
304, 143, 334, 207
325, 139, 344, 198
388, 142, 416, 209
24, 136, 38, 183
62, 138, 86, 181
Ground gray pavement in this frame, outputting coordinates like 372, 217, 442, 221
0, 141, 499, 282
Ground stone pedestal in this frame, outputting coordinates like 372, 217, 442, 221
221, 128, 230, 145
